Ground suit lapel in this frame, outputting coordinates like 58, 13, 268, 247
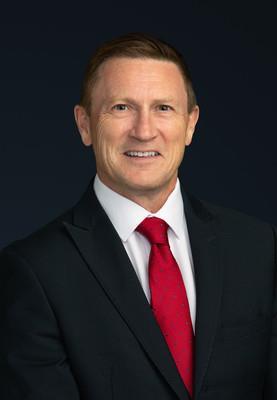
182, 188, 224, 399
64, 180, 223, 400
63, 180, 190, 400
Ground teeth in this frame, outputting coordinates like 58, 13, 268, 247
125, 151, 159, 157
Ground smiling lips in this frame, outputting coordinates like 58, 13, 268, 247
124, 151, 160, 157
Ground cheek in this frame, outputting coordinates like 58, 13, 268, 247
92, 117, 126, 165
92, 116, 112, 151
162, 121, 187, 167
162, 120, 187, 149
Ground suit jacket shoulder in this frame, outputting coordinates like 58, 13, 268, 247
185, 190, 276, 247
2, 185, 276, 266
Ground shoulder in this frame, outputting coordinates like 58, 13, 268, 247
185, 191, 276, 247
0, 206, 74, 271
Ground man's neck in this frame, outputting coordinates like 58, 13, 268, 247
97, 175, 178, 213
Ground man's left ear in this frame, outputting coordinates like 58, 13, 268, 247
74, 105, 92, 147
185, 105, 200, 146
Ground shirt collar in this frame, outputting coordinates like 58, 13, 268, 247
93, 174, 185, 242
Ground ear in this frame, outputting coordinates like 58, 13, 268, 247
74, 105, 92, 146
185, 105, 200, 146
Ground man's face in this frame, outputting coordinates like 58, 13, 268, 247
75, 57, 199, 201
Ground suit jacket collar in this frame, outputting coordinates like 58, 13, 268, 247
63, 178, 223, 400
181, 188, 223, 399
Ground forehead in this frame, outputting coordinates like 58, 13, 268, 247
93, 57, 187, 100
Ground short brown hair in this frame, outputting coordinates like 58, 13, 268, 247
79, 32, 197, 113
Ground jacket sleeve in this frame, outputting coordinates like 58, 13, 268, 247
263, 225, 277, 399
0, 246, 81, 400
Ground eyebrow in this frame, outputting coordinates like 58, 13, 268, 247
107, 97, 177, 105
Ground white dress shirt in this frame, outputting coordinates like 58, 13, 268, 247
93, 175, 196, 332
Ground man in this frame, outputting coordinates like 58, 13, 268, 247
0, 33, 276, 400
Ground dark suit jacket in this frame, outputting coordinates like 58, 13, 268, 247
0, 179, 276, 400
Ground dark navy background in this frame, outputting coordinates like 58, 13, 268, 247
1, 1, 276, 249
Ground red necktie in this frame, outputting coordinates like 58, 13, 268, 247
136, 217, 194, 398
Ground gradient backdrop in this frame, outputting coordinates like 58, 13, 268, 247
1, 1, 276, 249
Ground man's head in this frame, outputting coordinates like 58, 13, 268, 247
74, 33, 199, 211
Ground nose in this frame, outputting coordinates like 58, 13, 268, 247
130, 109, 157, 142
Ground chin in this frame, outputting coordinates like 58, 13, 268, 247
124, 177, 167, 193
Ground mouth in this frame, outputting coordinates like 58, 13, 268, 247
124, 151, 160, 158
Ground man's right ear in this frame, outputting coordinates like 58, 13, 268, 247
74, 105, 92, 146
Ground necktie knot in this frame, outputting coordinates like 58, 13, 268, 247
136, 217, 169, 245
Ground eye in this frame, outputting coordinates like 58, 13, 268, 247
158, 104, 173, 111
112, 104, 129, 111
